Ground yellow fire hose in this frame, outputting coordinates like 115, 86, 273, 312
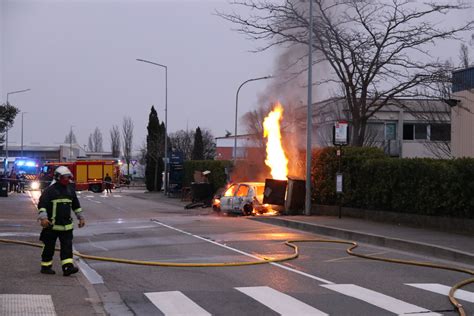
0, 237, 472, 315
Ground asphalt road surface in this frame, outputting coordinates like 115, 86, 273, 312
1, 190, 473, 315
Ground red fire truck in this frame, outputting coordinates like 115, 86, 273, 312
40, 160, 121, 193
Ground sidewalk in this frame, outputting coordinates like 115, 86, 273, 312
127, 191, 474, 267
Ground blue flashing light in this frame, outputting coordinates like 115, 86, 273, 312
25, 161, 36, 167
16, 160, 25, 166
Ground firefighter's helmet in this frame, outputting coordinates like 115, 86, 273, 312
54, 166, 72, 180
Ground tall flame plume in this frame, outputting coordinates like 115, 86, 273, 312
263, 102, 288, 180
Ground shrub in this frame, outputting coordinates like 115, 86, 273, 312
312, 147, 474, 219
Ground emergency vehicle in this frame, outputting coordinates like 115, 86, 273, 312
12, 158, 42, 190
40, 160, 121, 193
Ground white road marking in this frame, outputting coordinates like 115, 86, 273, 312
73, 246, 104, 284
125, 225, 157, 229
236, 286, 328, 316
0, 294, 56, 315
145, 291, 211, 316
76, 257, 104, 285
87, 198, 101, 204
321, 284, 442, 316
406, 283, 474, 303
0, 232, 38, 237
152, 220, 334, 284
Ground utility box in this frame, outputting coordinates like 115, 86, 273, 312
285, 178, 305, 214
0, 181, 8, 197
263, 179, 287, 206
191, 183, 213, 203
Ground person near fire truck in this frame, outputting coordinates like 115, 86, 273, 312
104, 173, 113, 194
18, 172, 26, 193
37, 166, 85, 276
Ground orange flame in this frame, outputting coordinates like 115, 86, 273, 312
263, 102, 288, 180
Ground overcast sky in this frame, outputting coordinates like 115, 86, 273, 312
1, 0, 473, 154
1, 0, 278, 151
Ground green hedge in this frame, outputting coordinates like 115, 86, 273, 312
183, 160, 232, 193
313, 147, 474, 219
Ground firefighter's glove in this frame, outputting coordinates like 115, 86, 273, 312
40, 219, 52, 228
78, 219, 85, 228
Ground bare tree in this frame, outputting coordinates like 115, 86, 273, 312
459, 43, 471, 68
64, 129, 77, 144
219, 0, 473, 146
88, 127, 103, 152
169, 130, 193, 160
87, 135, 93, 153
201, 128, 216, 160
110, 125, 121, 158
122, 117, 134, 175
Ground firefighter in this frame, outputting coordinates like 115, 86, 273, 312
104, 173, 112, 194
37, 166, 85, 276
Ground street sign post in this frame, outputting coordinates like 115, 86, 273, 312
333, 120, 349, 146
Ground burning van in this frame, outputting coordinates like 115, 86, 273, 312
212, 182, 270, 215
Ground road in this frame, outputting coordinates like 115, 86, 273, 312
1, 190, 473, 315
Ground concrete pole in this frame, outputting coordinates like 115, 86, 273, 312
305, 0, 314, 216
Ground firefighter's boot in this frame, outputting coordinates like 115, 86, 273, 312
62, 263, 79, 276
40, 266, 56, 275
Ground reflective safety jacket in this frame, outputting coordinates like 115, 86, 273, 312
37, 182, 83, 231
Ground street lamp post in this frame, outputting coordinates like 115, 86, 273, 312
21, 112, 27, 157
234, 76, 271, 165
305, 0, 314, 216
136, 58, 168, 193
4, 88, 31, 171
69, 125, 74, 161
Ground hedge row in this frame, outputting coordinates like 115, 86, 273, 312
313, 147, 474, 218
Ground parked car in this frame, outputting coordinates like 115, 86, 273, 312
212, 182, 269, 215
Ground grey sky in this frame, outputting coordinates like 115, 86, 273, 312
2, 0, 473, 154
1, 0, 277, 151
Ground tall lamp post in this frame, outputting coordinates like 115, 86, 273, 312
136, 58, 168, 193
4, 88, 31, 170
234, 76, 271, 165
305, 0, 314, 216
21, 112, 27, 157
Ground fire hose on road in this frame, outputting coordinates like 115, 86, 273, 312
0, 233, 473, 315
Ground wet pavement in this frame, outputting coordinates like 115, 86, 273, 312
128, 190, 474, 267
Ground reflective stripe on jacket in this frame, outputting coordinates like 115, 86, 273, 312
37, 182, 83, 231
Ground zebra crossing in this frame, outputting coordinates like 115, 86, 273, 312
2, 283, 472, 315
144, 283, 473, 315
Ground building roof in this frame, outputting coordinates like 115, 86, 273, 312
312, 97, 449, 113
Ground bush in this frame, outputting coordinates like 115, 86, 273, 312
312, 147, 474, 219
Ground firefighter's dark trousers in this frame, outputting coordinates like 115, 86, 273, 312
40, 228, 74, 268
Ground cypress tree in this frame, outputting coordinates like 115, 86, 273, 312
192, 127, 204, 160
145, 106, 164, 191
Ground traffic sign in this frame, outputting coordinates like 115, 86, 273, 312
333, 121, 349, 146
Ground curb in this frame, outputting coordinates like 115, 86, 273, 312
250, 217, 474, 266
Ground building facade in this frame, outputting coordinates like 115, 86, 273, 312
452, 67, 474, 158
311, 98, 451, 158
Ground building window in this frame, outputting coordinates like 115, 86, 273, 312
403, 124, 414, 140
403, 123, 428, 140
430, 124, 451, 141
414, 124, 428, 140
